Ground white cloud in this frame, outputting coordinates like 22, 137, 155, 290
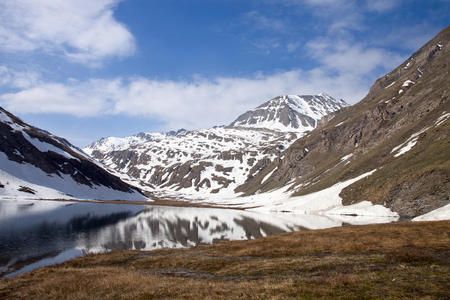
244, 11, 287, 32
280, 0, 348, 6
0, 66, 42, 89
287, 41, 301, 52
372, 24, 439, 51
0, 24, 406, 131
0, 0, 411, 132
0, 81, 113, 116
0, 66, 377, 130
307, 39, 404, 75
281, 0, 364, 34
366, 0, 401, 12
0, 0, 135, 65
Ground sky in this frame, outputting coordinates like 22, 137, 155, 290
0, 0, 448, 147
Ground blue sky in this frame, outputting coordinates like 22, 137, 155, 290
0, 0, 448, 147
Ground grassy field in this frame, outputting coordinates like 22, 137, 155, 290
1, 221, 449, 299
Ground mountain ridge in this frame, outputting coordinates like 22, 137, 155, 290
0, 107, 147, 201
229, 93, 347, 132
84, 93, 345, 196
236, 26, 450, 218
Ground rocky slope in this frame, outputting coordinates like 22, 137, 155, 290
84, 94, 347, 197
0, 107, 147, 201
238, 27, 450, 219
229, 93, 347, 131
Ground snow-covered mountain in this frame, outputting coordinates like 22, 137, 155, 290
84, 93, 346, 198
85, 127, 297, 198
0, 107, 147, 201
232, 27, 450, 220
82, 27, 450, 221
230, 93, 347, 132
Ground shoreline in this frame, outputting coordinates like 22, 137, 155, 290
0, 197, 243, 210
1, 220, 448, 299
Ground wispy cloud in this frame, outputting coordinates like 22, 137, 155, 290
0, 0, 135, 66
287, 41, 301, 52
243, 11, 287, 32
279, 0, 348, 6
372, 23, 440, 51
0, 66, 42, 89
0, 0, 427, 133
0, 65, 379, 130
0, 0, 409, 131
306, 38, 404, 75
276, 0, 399, 34
366, 0, 401, 12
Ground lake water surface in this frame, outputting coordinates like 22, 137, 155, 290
0, 199, 396, 277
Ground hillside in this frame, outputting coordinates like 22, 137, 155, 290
237, 27, 450, 219
0, 107, 147, 201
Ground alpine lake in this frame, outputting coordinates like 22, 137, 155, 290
0, 199, 397, 278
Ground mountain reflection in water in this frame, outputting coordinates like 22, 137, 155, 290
0, 199, 396, 277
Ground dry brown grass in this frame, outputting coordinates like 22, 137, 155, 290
1, 221, 449, 299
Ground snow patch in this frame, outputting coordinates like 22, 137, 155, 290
261, 167, 276, 184
435, 112, 450, 127
412, 204, 450, 221
391, 126, 430, 158
326, 201, 397, 217
393, 139, 418, 157
404, 60, 412, 69
402, 80, 415, 87
200, 170, 399, 218
22, 132, 80, 162
0, 152, 147, 201
340, 153, 353, 161
249, 170, 395, 216
385, 81, 396, 89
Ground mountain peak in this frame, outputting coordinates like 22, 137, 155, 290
229, 93, 348, 132
83, 93, 348, 196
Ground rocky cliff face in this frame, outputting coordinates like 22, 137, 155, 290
84, 94, 345, 197
0, 107, 146, 201
239, 27, 450, 218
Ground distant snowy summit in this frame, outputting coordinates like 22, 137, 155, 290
85, 129, 187, 154
86, 93, 346, 155
83, 93, 346, 197
229, 93, 348, 132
